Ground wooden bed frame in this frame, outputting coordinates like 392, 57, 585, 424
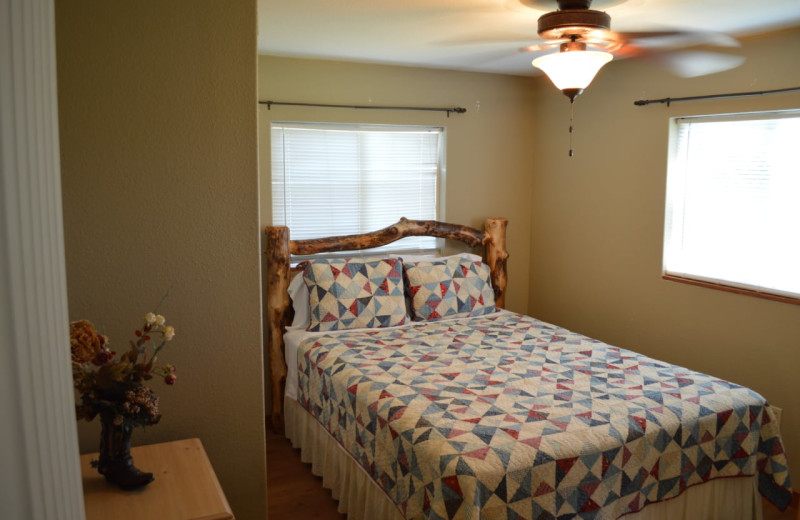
264, 217, 509, 429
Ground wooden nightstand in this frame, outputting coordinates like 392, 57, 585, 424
80, 438, 234, 520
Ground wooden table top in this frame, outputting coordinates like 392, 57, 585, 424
80, 437, 234, 520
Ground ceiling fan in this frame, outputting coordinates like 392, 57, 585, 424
522, 0, 744, 100
515, 0, 743, 157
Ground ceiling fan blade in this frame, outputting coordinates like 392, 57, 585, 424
656, 50, 746, 78
521, 41, 562, 53
618, 30, 740, 50
616, 30, 693, 40
434, 32, 543, 46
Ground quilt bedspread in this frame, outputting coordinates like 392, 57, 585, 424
295, 312, 791, 520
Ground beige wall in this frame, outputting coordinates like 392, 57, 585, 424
529, 27, 800, 476
258, 56, 538, 405
56, 1, 267, 519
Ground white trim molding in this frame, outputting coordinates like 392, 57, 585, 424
0, 0, 85, 518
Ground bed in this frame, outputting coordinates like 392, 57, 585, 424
265, 217, 792, 520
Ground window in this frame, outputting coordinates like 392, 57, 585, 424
271, 122, 444, 255
663, 110, 800, 302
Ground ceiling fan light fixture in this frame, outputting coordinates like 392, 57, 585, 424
532, 45, 613, 101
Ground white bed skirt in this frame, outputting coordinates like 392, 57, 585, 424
284, 396, 762, 520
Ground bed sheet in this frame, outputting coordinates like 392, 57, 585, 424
291, 312, 791, 519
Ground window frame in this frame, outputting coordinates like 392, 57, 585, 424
662, 109, 800, 306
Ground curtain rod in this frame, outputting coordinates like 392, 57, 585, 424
633, 86, 800, 107
259, 100, 467, 117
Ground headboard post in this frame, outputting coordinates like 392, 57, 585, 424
483, 217, 509, 309
265, 225, 291, 431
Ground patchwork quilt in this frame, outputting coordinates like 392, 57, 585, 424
295, 312, 792, 520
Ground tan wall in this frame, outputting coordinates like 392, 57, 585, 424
56, 1, 267, 519
258, 56, 538, 405
529, 27, 800, 477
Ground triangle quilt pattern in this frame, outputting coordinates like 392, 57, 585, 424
302, 257, 408, 332
404, 256, 496, 321
296, 312, 792, 519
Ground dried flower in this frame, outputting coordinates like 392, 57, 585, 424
70, 320, 108, 365
123, 386, 161, 423
70, 311, 180, 429
92, 348, 115, 366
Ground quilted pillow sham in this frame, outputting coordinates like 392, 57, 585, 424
403, 256, 496, 321
301, 257, 408, 332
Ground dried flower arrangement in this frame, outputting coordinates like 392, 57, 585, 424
70, 312, 179, 489
71, 313, 177, 427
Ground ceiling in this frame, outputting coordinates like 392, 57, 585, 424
257, 0, 800, 76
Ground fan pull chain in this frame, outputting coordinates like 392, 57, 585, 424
568, 100, 575, 158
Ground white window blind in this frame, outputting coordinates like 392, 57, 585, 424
272, 122, 443, 255
663, 110, 800, 300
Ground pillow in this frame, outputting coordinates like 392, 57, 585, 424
301, 257, 408, 332
403, 256, 496, 321
287, 273, 310, 331
287, 254, 486, 330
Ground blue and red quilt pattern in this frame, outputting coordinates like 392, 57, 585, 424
296, 312, 792, 519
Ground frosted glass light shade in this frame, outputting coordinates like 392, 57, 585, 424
532, 50, 613, 90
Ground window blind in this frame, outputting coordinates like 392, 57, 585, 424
663, 111, 800, 299
272, 122, 443, 254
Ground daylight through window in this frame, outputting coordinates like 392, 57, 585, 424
663, 110, 800, 301
271, 122, 444, 256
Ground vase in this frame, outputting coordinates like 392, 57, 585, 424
96, 413, 154, 490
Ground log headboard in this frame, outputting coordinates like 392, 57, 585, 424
264, 217, 509, 429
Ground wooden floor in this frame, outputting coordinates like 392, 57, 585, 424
267, 428, 795, 520
267, 428, 346, 520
